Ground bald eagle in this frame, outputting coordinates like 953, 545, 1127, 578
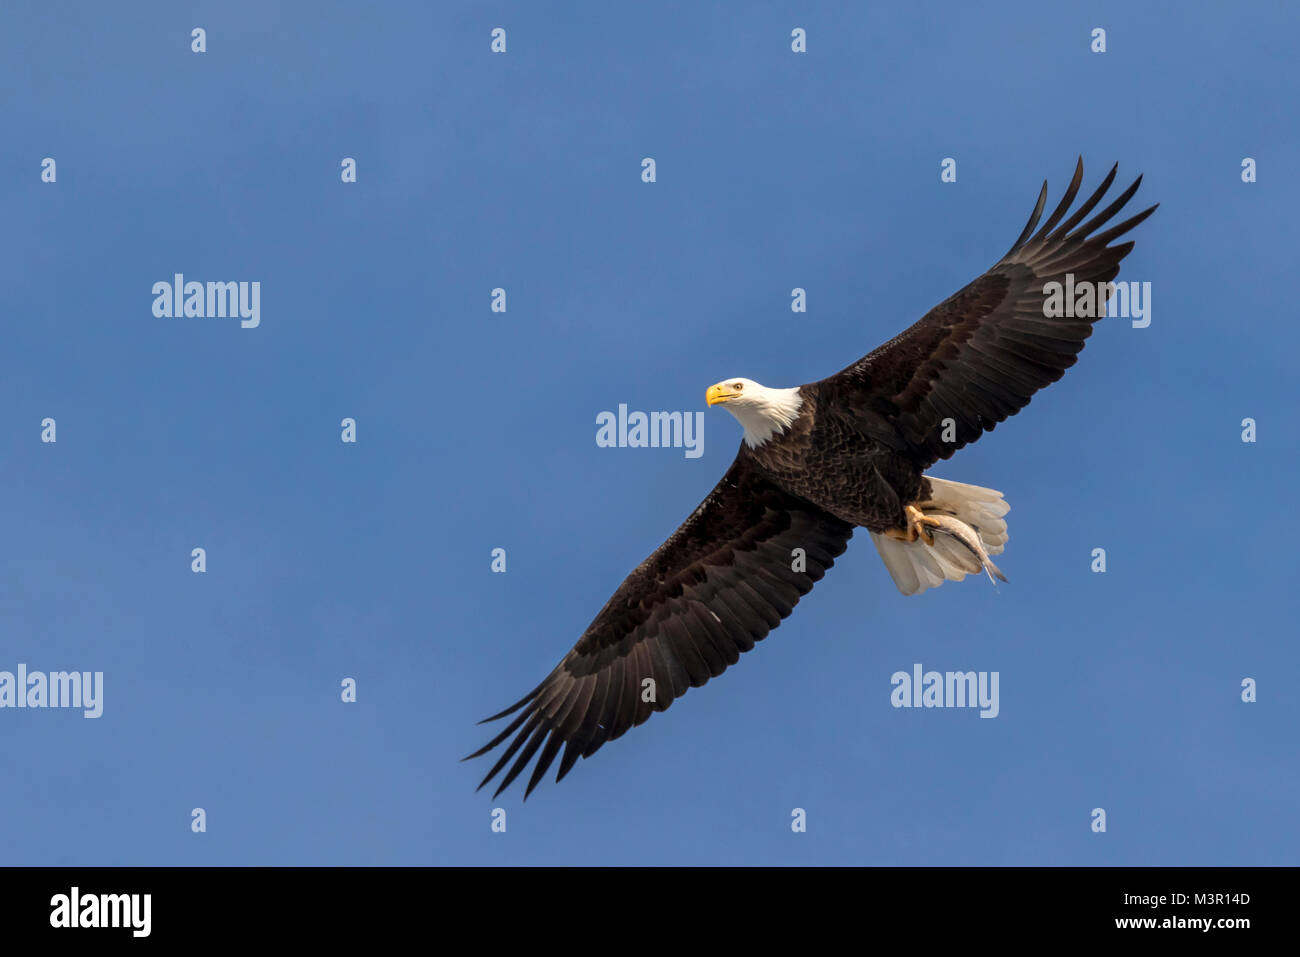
469, 159, 1155, 797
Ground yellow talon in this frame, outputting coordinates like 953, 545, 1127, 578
886, 505, 943, 544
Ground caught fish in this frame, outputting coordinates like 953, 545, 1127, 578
923, 512, 1008, 585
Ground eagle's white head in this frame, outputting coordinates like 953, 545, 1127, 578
706, 377, 804, 448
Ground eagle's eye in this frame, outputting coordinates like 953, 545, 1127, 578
733, 382, 744, 391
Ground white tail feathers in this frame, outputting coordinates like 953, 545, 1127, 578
870, 476, 1010, 596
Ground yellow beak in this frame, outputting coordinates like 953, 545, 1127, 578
706, 384, 739, 406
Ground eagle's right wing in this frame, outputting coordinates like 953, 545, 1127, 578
466, 455, 853, 799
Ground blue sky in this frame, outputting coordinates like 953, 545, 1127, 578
2, 0, 1296, 865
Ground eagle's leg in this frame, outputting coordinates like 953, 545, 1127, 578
883, 504, 943, 545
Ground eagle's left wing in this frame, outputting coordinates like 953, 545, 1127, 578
821, 158, 1156, 469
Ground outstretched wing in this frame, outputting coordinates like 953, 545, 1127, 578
822, 158, 1157, 468
466, 455, 854, 798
